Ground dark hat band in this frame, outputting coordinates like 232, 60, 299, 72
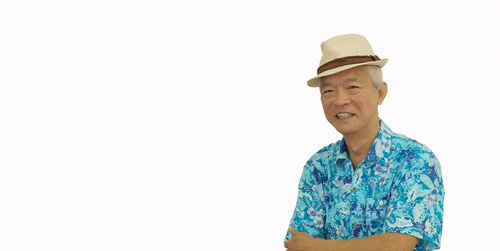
317, 55, 380, 74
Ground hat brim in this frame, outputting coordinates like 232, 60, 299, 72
307, 58, 388, 87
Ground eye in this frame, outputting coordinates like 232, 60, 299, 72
321, 90, 333, 94
348, 85, 359, 89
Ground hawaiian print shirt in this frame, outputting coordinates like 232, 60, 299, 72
285, 120, 444, 250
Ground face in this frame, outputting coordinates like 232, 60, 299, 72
319, 66, 387, 138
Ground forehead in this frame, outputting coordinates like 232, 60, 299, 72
319, 66, 368, 88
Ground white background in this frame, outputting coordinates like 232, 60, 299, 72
1, 0, 499, 250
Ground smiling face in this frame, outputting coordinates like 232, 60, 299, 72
319, 66, 387, 138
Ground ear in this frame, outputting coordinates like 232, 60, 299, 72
377, 82, 388, 105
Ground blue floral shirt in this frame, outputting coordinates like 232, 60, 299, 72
285, 120, 444, 250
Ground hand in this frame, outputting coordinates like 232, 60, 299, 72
284, 227, 326, 251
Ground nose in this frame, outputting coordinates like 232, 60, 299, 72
333, 89, 350, 106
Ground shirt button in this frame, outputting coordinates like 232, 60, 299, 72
352, 187, 357, 192
353, 223, 358, 227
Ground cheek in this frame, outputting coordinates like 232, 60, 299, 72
352, 95, 377, 111
347, 95, 362, 105
321, 98, 334, 112
320, 98, 328, 109
320, 101, 335, 119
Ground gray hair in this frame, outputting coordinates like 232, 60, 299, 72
364, 65, 383, 91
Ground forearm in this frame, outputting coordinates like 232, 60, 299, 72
318, 232, 418, 251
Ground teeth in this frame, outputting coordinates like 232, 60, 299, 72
336, 113, 353, 119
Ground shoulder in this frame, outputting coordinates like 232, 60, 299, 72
306, 140, 343, 166
390, 132, 439, 163
300, 140, 341, 180
389, 132, 443, 186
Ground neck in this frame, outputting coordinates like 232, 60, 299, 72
344, 119, 381, 169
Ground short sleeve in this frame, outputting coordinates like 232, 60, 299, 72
384, 152, 445, 250
284, 159, 327, 242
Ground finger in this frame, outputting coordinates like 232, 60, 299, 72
284, 239, 295, 250
289, 227, 299, 237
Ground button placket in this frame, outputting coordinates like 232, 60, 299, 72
351, 165, 362, 194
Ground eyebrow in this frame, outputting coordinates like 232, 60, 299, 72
343, 77, 358, 83
320, 77, 358, 89
319, 83, 330, 89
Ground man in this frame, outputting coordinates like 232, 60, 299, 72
284, 34, 444, 251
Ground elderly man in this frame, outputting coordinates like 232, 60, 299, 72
284, 34, 444, 251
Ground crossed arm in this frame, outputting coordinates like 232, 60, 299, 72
284, 227, 419, 251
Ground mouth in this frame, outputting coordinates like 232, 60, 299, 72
336, 112, 355, 119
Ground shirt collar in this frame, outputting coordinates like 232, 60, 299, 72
336, 119, 393, 165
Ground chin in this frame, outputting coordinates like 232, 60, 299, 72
337, 128, 357, 136
331, 123, 357, 136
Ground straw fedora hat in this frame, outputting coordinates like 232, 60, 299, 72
307, 34, 388, 87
